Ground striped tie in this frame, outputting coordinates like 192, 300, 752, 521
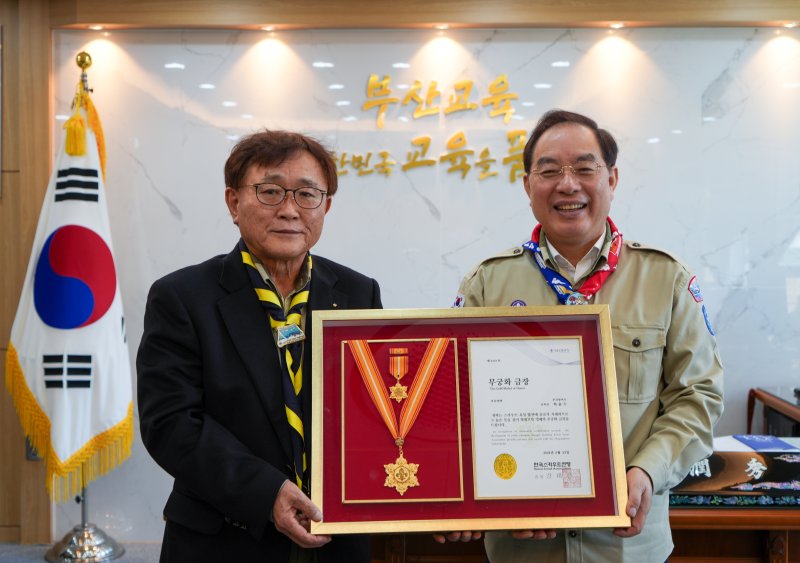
239, 240, 310, 492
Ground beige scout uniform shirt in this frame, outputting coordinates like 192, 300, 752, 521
457, 231, 724, 563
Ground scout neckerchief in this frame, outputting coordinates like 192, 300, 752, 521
239, 239, 311, 493
348, 338, 450, 495
522, 218, 622, 305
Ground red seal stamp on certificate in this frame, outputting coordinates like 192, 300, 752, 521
562, 468, 581, 488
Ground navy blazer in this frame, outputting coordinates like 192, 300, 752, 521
137, 243, 382, 562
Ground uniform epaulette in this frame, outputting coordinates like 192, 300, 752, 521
625, 239, 690, 271
462, 246, 526, 281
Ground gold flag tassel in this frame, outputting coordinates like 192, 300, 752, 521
63, 82, 87, 157
64, 51, 107, 182
80, 85, 107, 181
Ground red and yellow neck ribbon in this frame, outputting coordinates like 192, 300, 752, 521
349, 339, 449, 444
524, 217, 622, 305
389, 348, 408, 379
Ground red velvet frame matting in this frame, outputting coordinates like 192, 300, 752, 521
311, 308, 626, 532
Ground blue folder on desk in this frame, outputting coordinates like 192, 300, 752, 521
733, 434, 798, 452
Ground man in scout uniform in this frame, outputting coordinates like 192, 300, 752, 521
453, 109, 724, 562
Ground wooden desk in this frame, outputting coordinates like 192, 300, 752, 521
670, 507, 800, 563
371, 533, 485, 563
369, 508, 800, 563
747, 387, 800, 435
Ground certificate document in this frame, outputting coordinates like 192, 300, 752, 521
469, 337, 594, 499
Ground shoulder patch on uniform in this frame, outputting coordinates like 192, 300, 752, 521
452, 293, 465, 308
702, 304, 715, 335
688, 275, 704, 303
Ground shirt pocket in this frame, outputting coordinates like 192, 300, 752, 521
612, 325, 666, 403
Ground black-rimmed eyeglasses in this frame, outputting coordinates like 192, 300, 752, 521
241, 183, 328, 209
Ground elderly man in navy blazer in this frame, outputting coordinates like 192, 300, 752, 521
138, 130, 382, 562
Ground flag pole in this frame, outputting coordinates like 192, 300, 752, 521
45, 485, 126, 562
42, 53, 127, 563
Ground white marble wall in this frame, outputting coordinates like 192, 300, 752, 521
51, 27, 800, 541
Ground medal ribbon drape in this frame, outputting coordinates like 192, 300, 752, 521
239, 240, 311, 492
523, 217, 623, 305
348, 338, 450, 495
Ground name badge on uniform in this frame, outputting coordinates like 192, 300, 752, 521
276, 324, 305, 348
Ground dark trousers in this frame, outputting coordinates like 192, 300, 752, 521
160, 519, 370, 563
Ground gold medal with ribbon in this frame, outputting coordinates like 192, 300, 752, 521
388, 347, 409, 402
348, 338, 450, 495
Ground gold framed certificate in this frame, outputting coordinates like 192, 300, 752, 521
311, 305, 629, 533
469, 336, 595, 500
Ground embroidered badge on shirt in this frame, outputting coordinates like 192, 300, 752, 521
276, 323, 305, 348
688, 276, 704, 303
510, 300, 526, 307
452, 293, 465, 308
702, 304, 715, 336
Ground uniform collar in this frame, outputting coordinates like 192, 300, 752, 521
251, 253, 312, 307
541, 225, 610, 283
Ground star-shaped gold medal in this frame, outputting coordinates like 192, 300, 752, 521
389, 382, 408, 402
384, 453, 419, 495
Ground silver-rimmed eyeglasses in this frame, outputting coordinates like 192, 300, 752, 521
243, 183, 328, 209
531, 162, 607, 183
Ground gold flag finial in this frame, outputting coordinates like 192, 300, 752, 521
64, 50, 107, 180
76, 51, 92, 71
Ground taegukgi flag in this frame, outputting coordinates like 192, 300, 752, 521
5, 85, 133, 500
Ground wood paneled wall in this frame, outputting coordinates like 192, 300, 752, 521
1, 0, 798, 545
0, 0, 52, 545
47, 0, 800, 29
